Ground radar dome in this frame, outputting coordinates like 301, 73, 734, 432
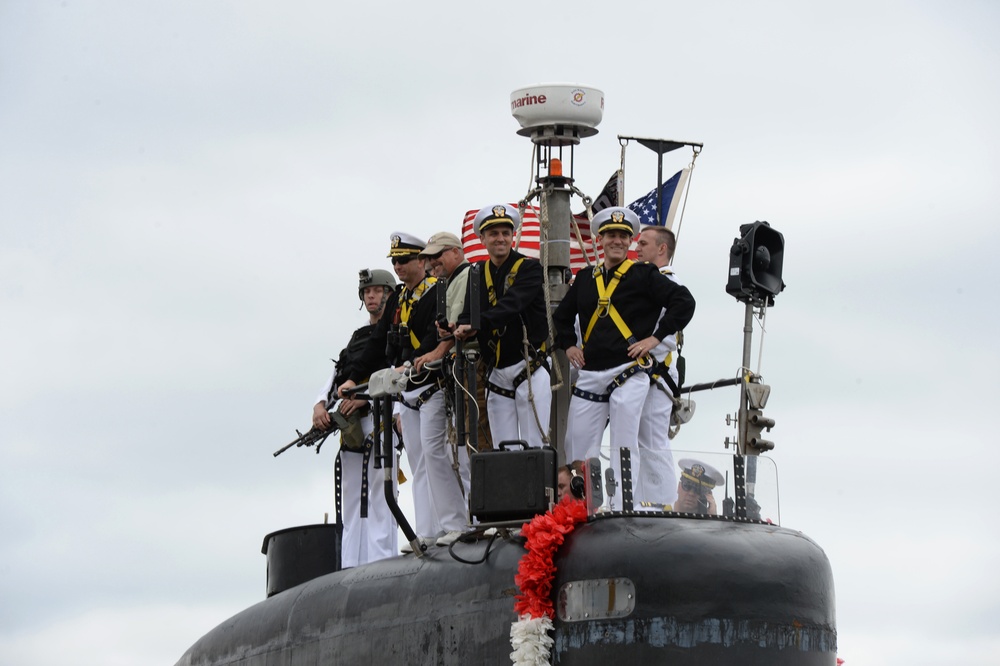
510, 84, 604, 145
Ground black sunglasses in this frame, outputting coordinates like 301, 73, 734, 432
391, 256, 417, 266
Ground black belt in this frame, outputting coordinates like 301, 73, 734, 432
335, 444, 374, 520
649, 361, 681, 398
571, 362, 647, 403
399, 383, 441, 410
486, 356, 547, 400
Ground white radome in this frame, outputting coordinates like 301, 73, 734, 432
510, 84, 604, 138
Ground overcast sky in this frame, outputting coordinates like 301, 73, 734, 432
2, 2, 998, 665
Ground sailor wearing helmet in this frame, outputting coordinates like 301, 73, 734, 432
552, 206, 695, 508
455, 204, 550, 448
313, 267, 399, 566
340, 232, 469, 550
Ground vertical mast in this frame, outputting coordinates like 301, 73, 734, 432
510, 84, 604, 457
538, 162, 573, 452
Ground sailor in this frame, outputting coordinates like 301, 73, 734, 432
553, 206, 695, 508
670, 458, 724, 515
313, 268, 399, 567
557, 465, 574, 502
556, 460, 587, 502
413, 231, 470, 371
455, 204, 551, 448
414, 231, 493, 452
634, 225, 684, 508
339, 232, 469, 550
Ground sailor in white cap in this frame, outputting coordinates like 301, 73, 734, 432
455, 204, 551, 448
634, 225, 685, 509
339, 232, 469, 550
552, 207, 696, 508
670, 458, 724, 515
312, 267, 399, 566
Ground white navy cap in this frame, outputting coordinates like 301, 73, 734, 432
387, 231, 426, 258
677, 458, 725, 489
473, 204, 520, 236
591, 206, 639, 237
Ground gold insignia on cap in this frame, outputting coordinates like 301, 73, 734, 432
611, 210, 625, 224
492, 205, 507, 219
691, 464, 705, 479
391, 234, 401, 248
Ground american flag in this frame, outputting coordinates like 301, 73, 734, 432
461, 204, 606, 274
460, 173, 634, 274
626, 169, 689, 229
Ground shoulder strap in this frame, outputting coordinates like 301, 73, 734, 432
582, 259, 635, 346
400, 277, 437, 349
485, 257, 525, 306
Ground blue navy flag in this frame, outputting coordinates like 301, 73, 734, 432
627, 169, 687, 228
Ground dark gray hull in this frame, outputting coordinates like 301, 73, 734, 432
176, 514, 835, 665
552, 515, 836, 665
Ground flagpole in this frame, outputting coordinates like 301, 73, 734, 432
656, 149, 664, 226
617, 136, 703, 228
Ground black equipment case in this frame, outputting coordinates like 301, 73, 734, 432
470, 440, 557, 523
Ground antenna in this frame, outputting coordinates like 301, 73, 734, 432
511, 84, 604, 454
510, 83, 604, 147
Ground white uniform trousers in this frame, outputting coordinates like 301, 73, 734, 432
637, 365, 679, 509
636, 266, 682, 508
567, 361, 651, 508
486, 361, 551, 448
338, 415, 398, 568
399, 387, 469, 537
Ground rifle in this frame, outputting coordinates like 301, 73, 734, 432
273, 383, 375, 458
273, 403, 352, 457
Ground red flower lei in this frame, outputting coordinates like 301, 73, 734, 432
513, 496, 589, 620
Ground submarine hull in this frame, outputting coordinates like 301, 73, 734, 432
552, 516, 836, 665
176, 516, 836, 665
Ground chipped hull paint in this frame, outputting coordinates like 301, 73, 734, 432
553, 515, 837, 664
555, 617, 835, 664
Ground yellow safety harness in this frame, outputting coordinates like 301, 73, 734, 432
484, 257, 525, 365
572, 260, 663, 403
399, 277, 436, 350
582, 259, 635, 347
